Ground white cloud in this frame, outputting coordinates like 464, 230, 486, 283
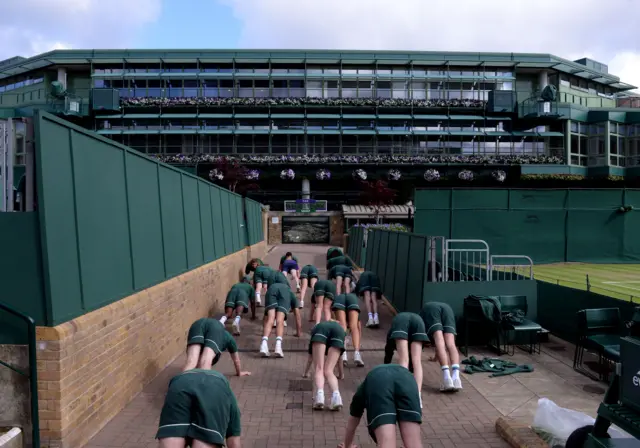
222, 0, 640, 90
0, 0, 162, 62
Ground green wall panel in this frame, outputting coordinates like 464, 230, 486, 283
126, 153, 165, 290
414, 188, 640, 263
414, 189, 451, 210
159, 168, 188, 278
72, 131, 133, 312
198, 182, 215, 263
0, 213, 47, 343
31, 111, 266, 327
182, 175, 204, 269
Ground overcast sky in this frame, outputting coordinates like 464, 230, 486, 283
1, 0, 639, 90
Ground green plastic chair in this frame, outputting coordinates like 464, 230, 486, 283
573, 308, 621, 382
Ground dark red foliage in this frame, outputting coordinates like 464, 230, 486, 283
360, 180, 397, 208
215, 158, 259, 194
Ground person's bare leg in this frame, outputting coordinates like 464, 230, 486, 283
159, 437, 187, 448
191, 440, 220, 448
184, 345, 202, 371
373, 424, 398, 448
371, 292, 379, 314
444, 332, 462, 389
410, 341, 424, 406
432, 330, 454, 390
224, 437, 241, 448
262, 309, 275, 338
220, 307, 233, 324
336, 310, 347, 331
300, 278, 309, 303
314, 296, 324, 324
396, 339, 410, 369
325, 347, 343, 410
343, 278, 351, 294
336, 276, 344, 295
275, 312, 285, 338
363, 291, 373, 314
398, 421, 423, 448
197, 346, 215, 369
348, 311, 361, 351
312, 342, 326, 409
323, 298, 333, 322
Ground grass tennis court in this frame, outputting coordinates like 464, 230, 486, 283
532, 263, 640, 303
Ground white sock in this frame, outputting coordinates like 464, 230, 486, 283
262, 336, 268, 342
332, 390, 341, 398
220, 316, 227, 324
234, 316, 241, 323
451, 364, 460, 380
374, 313, 379, 319
442, 366, 452, 381
368, 312, 373, 319
317, 389, 325, 398
256, 292, 261, 300
275, 336, 282, 344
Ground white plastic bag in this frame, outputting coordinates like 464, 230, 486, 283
532, 398, 632, 447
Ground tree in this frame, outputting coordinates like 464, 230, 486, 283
213, 159, 259, 194
360, 179, 397, 224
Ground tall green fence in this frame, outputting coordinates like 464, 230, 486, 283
346, 226, 366, 267
0, 213, 47, 343
414, 188, 640, 264
33, 111, 264, 325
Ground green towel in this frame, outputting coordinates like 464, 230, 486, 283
462, 356, 534, 377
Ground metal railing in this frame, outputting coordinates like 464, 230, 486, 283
427, 236, 446, 282
0, 301, 40, 447
488, 255, 534, 281
444, 239, 491, 282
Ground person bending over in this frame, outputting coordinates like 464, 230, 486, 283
281, 252, 301, 292
420, 301, 462, 392
259, 283, 302, 358
355, 270, 382, 328
302, 320, 346, 411
220, 281, 255, 334
326, 247, 343, 260
384, 312, 430, 407
253, 265, 275, 307
339, 364, 423, 448
244, 257, 264, 275
279, 252, 299, 270
184, 318, 251, 376
312, 279, 337, 324
331, 293, 365, 367
156, 369, 242, 448
328, 264, 354, 295
299, 264, 319, 309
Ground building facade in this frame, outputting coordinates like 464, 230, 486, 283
1, 50, 640, 209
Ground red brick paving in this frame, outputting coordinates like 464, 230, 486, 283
85, 244, 508, 448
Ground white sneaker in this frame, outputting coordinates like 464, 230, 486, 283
259, 340, 269, 357
300, 300, 304, 308
366, 317, 374, 327
220, 316, 228, 325
342, 351, 348, 365
354, 351, 364, 367
440, 377, 455, 392
313, 391, 325, 410
373, 315, 380, 327
232, 320, 240, 335
452, 377, 463, 391
351, 281, 356, 290
284, 320, 287, 327
274, 342, 284, 358
256, 297, 262, 306
330, 393, 343, 411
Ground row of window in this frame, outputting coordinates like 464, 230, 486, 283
571, 122, 640, 137
569, 135, 640, 167
550, 73, 616, 97
106, 133, 551, 156
0, 75, 44, 93
93, 63, 515, 77
97, 119, 513, 133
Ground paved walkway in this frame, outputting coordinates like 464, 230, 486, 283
85, 244, 605, 448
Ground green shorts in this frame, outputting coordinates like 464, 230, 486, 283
421, 302, 457, 337
331, 293, 360, 313
225, 289, 250, 313
269, 271, 289, 286
388, 312, 429, 343
356, 365, 422, 442
264, 284, 297, 316
328, 265, 353, 280
157, 369, 241, 444
187, 318, 226, 354
313, 279, 336, 303
300, 265, 319, 280
254, 266, 273, 284
356, 271, 382, 295
308, 321, 346, 354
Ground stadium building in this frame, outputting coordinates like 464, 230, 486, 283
1, 49, 640, 223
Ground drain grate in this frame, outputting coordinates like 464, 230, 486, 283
288, 379, 312, 392
286, 402, 304, 410
582, 384, 606, 394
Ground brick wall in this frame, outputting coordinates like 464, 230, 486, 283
35, 241, 266, 448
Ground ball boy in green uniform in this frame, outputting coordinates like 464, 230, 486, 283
312, 279, 337, 324
420, 301, 462, 392
183, 318, 251, 377
220, 281, 255, 334
299, 264, 319, 309
259, 283, 303, 358
355, 270, 382, 328
331, 293, 365, 367
156, 369, 242, 448
339, 364, 423, 448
